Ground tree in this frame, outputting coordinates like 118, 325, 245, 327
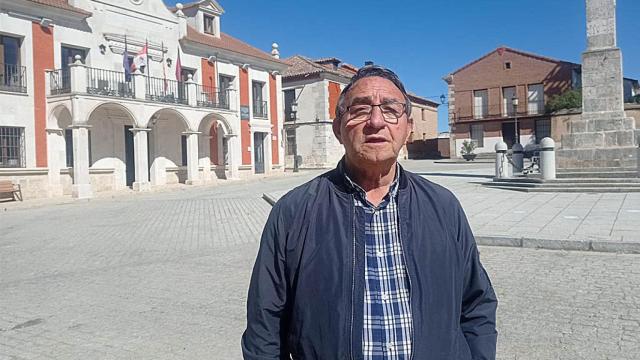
546, 89, 582, 113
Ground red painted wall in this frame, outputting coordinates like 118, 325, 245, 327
32, 23, 54, 167
328, 81, 341, 119
239, 67, 251, 165
201, 58, 216, 89
269, 75, 279, 164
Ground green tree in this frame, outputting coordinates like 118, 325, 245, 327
546, 89, 582, 113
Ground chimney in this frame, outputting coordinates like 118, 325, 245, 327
364, 61, 374, 66
271, 43, 280, 59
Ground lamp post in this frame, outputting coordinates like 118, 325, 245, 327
290, 101, 299, 172
511, 96, 519, 145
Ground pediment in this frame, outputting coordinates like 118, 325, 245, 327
196, 0, 225, 15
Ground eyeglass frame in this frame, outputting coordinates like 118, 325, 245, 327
342, 100, 409, 125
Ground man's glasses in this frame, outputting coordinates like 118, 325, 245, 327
344, 101, 407, 124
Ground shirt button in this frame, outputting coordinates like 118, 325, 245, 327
381, 292, 389, 301
387, 343, 394, 351
376, 250, 384, 257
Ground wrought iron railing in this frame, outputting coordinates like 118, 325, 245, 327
50, 69, 71, 95
86, 67, 134, 98
196, 85, 230, 109
455, 102, 546, 121
146, 76, 188, 105
0, 63, 27, 93
253, 100, 268, 118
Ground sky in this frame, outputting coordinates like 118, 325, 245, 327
166, 0, 640, 132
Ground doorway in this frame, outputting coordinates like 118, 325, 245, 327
501, 122, 519, 149
124, 125, 135, 186
253, 132, 265, 174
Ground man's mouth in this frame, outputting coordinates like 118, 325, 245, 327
364, 137, 388, 143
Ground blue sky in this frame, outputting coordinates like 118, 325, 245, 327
167, 0, 640, 132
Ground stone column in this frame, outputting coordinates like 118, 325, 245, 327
226, 134, 240, 179
68, 55, 87, 94
71, 124, 93, 199
183, 131, 201, 185
132, 70, 146, 100
130, 128, 151, 191
199, 134, 213, 183
557, 0, 637, 170
45, 128, 64, 197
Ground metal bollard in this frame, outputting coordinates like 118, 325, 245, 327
539, 137, 556, 180
495, 141, 509, 179
512, 143, 524, 174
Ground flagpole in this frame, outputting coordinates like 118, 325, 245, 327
145, 38, 149, 96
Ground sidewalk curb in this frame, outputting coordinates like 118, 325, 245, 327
475, 236, 640, 254
263, 193, 640, 255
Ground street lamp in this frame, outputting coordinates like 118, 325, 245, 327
290, 101, 299, 172
511, 96, 519, 145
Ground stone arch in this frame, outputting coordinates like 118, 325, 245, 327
147, 108, 191, 185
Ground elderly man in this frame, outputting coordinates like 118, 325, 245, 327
242, 66, 497, 360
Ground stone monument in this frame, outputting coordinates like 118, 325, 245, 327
557, 0, 638, 171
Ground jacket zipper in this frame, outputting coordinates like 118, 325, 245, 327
350, 197, 356, 360
398, 204, 415, 360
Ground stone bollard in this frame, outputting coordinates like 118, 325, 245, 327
495, 141, 510, 179
512, 143, 524, 174
540, 137, 556, 180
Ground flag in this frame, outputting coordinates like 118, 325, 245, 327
131, 41, 148, 73
175, 47, 182, 81
161, 42, 168, 93
123, 36, 131, 82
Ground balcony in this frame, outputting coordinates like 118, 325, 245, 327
196, 85, 230, 110
146, 76, 188, 105
456, 101, 546, 121
253, 100, 268, 118
45, 59, 235, 111
49, 69, 71, 95
1, 63, 27, 93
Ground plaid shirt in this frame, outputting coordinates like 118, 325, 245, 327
345, 168, 413, 360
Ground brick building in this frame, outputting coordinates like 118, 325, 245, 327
443, 46, 578, 157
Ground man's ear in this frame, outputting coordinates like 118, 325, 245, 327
332, 117, 343, 144
404, 116, 414, 142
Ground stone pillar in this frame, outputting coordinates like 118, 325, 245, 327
71, 124, 93, 199
557, 0, 637, 171
495, 141, 510, 179
540, 137, 557, 180
183, 131, 201, 185
226, 134, 240, 179
132, 70, 146, 100
130, 128, 151, 191
512, 143, 524, 174
186, 75, 197, 107
68, 55, 87, 94
45, 128, 64, 197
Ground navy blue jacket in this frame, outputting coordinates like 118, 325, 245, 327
242, 164, 498, 360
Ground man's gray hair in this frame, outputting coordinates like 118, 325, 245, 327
335, 65, 412, 121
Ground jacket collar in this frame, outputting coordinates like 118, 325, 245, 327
327, 157, 409, 195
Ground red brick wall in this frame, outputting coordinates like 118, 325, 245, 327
32, 23, 54, 167
269, 75, 279, 164
328, 81, 341, 119
452, 49, 574, 119
239, 67, 251, 165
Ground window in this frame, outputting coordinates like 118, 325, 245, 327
204, 15, 215, 35
473, 90, 488, 119
286, 128, 296, 155
527, 84, 544, 115
61, 46, 87, 89
252, 81, 267, 118
470, 124, 484, 147
1, 35, 25, 93
180, 67, 195, 82
502, 86, 517, 116
504, 61, 512, 70
218, 75, 234, 107
535, 119, 551, 143
284, 89, 296, 121
0, 126, 25, 168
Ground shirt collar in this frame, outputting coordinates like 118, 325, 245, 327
340, 159, 401, 203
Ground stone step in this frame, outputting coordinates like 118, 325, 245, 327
557, 171, 638, 179
486, 181, 640, 189
493, 177, 640, 184
484, 184, 640, 193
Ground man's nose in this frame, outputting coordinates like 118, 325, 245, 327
367, 106, 386, 128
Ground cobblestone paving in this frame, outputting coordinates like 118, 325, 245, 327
1, 167, 639, 359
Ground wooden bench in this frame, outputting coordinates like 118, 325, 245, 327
0, 180, 22, 201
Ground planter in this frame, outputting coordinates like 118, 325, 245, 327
462, 154, 477, 161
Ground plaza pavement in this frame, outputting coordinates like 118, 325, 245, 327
265, 160, 640, 253
1, 161, 639, 359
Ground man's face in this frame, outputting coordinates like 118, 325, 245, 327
333, 76, 413, 166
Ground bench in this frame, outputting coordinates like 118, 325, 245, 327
0, 180, 22, 201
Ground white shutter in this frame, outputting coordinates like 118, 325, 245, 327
502, 87, 516, 116
474, 90, 488, 118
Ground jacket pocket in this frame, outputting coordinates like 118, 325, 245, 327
455, 328, 473, 359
